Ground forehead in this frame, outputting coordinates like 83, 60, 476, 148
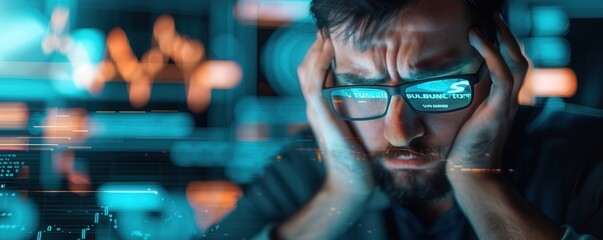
330, 0, 475, 79
332, 0, 472, 48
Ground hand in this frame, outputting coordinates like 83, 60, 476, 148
274, 32, 376, 240
443, 17, 565, 240
297, 32, 374, 197
446, 15, 529, 175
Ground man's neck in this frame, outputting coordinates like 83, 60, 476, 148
406, 194, 454, 227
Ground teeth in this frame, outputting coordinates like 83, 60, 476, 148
396, 154, 415, 160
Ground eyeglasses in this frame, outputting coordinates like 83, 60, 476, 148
321, 62, 485, 121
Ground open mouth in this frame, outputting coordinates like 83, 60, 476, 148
382, 149, 441, 170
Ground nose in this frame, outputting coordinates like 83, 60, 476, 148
384, 96, 425, 146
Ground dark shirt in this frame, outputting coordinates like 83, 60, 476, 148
387, 202, 475, 240
202, 104, 603, 239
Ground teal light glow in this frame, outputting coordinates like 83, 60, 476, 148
116, 194, 198, 239
0, 78, 59, 100
261, 23, 315, 96
0, 8, 47, 61
96, 183, 164, 211
170, 140, 233, 167
0, 191, 39, 240
524, 37, 570, 67
234, 96, 307, 124
531, 6, 568, 37
88, 112, 194, 138
68, 29, 107, 89
227, 141, 291, 183
71, 28, 107, 62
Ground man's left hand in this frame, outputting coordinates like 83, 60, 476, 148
444, 15, 564, 240
446, 14, 529, 174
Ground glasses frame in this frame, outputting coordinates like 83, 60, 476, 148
321, 62, 485, 121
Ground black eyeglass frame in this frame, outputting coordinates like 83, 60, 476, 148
321, 62, 486, 121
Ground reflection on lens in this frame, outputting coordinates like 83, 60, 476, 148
405, 79, 472, 112
330, 88, 388, 119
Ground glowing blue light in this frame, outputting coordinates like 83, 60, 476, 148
0, 191, 39, 240
234, 96, 307, 124
531, 6, 568, 37
70, 28, 106, 63
97, 183, 164, 211
261, 23, 315, 96
116, 193, 198, 239
0, 8, 47, 61
226, 140, 291, 183
223, 96, 307, 183
170, 140, 234, 167
524, 37, 570, 67
0, 78, 58, 100
88, 112, 194, 138
49, 65, 89, 96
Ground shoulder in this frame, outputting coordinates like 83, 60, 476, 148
200, 129, 326, 239
508, 103, 602, 175
505, 103, 603, 237
244, 128, 326, 207
507, 102, 603, 174
506, 103, 602, 162
268, 129, 325, 179
512, 102, 602, 139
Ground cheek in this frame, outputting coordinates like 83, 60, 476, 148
422, 112, 467, 148
350, 120, 387, 152
473, 75, 492, 104
350, 78, 491, 154
421, 77, 492, 147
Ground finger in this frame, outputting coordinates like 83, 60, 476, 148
312, 39, 334, 85
494, 14, 527, 66
303, 39, 357, 142
298, 31, 325, 79
494, 14, 529, 100
469, 28, 513, 105
303, 39, 334, 102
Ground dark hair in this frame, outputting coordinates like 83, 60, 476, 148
310, 0, 505, 49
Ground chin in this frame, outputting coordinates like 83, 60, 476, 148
372, 160, 451, 205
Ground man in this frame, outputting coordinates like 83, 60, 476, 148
202, 0, 603, 239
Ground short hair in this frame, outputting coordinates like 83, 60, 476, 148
310, 0, 505, 50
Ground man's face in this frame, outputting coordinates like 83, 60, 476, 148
329, 0, 491, 204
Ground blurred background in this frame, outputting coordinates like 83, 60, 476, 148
0, 0, 601, 239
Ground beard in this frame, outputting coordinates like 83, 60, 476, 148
370, 141, 451, 206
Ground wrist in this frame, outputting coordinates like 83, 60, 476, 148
322, 176, 375, 200
445, 152, 510, 182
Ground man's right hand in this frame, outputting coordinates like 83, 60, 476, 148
274, 32, 375, 240
297, 32, 374, 197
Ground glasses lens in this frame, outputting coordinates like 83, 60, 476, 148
330, 88, 388, 119
405, 79, 472, 112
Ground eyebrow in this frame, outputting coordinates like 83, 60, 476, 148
407, 58, 470, 79
334, 58, 472, 86
334, 74, 388, 85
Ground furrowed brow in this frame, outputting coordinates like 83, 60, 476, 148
334, 74, 388, 85
406, 59, 469, 80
